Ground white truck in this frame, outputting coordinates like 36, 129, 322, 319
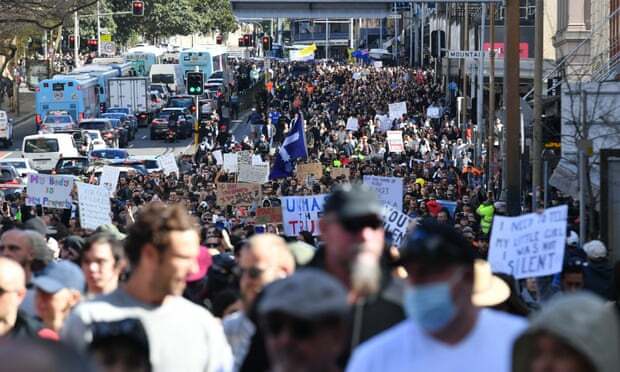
107, 77, 154, 127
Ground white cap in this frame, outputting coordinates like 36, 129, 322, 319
566, 231, 579, 246
583, 240, 607, 259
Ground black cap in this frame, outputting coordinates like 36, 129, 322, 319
398, 218, 475, 266
324, 184, 383, 220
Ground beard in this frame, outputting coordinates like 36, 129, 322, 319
350, 250, 381, 298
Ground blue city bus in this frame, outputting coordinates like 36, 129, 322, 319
124, 46, 165, 77
179, 47, 229, 82
67, 62, 135, 112
35, 74, 99, 127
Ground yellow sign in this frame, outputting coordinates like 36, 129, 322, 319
101, 34, 112, 42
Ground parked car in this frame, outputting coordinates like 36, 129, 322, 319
53, 157, 91, 176
79, 119, 119, 148
0, 158, 36, 183
0, 110, 14, 147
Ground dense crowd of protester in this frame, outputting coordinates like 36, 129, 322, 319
0, 60, 617, 372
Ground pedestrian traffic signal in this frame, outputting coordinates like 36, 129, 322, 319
243, 34, 251, 47
216, 35, 223, 45
186, 72, 203, 95
261, 35, 271, 51
238, 37, 245, 47
132, 0, 144, 16
87, 39, 98, 52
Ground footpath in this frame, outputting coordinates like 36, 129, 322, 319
0, 88, 36, 125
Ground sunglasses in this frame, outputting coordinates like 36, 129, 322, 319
262, 314, 317, 340
340, 215, 383, 233
205, 243, 219, 248
234, 266, 265, 279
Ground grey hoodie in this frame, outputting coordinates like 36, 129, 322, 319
512, 292, 620, 372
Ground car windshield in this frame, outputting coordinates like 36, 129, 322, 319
159, 110, 181, 119
24, 138, 59, 153
107, 108, 129, 114
110, 163, 147, 175
0, 161, 25, 169
169, 98, 192, 107
143, 160, 159, 169
86, 132, 102, 140
152, 74, 174, 84
91, 150, 127, 159
58, 159, 88, 169
44, 116, 72, 124
80, 121, 108, 130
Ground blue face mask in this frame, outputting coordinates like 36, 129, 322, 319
403, 273, 461, 333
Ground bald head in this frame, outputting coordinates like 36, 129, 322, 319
246, 234, 295, 274
0, 257, 27, 336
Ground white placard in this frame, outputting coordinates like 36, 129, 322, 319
280, 195, 327, 236
389, 101, 407, 119
159, 154, 179, 176
99, 166, 121, 197
376, 114, 392, 132
26, 174, 74, 209
427, 106, 441, 119
238, 150, 252, 166
373, 61, 383, 68
488, 205, 568, 279
387, 130, 404, 153
213, 150, 223, 165
382, 204, 413, 246
238, 164, 270, 184
77, 182, 111, 230
363, 175, 404, 212
223, 153, 238, 173
346, 117, 359, 132
252, 155, 267, 166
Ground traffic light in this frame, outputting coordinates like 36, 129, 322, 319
186, 72, 203, 95
261, 35, 271, 51
132, 0, 144, 16
69, 35, 75, 45
216, 34, 223, 45
238, 37, 245, 47
87, 38, 98, 52
243, 34, 251, 48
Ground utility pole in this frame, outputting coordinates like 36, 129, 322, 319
96, 0, 101, 56
532, 0, 544, 210
410, 4, 414, 66
505, 0, 521, 216
476, 4, 486, 168
579, 91, 588, 246
74, 11, 80, 68
462, 4, 469, 126
420, 4, 425, 68
488, 3, 496, 191
325, 18, 329, 60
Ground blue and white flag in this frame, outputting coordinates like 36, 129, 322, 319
269, 113, 307, 180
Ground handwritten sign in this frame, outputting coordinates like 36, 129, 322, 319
212, 150, 223, 165
223, 153, 238, 173
382, 204, 413, 246
387, 130, 404, 153
296, 162, 323, 183
280, 195, 327, 236
99, 166, 121, 197
237, 151, 252, 166
255, 207, 283, 224
216, 183, 261, 206
488, 205, 568, 279
26, 174, 74, 209
331, 167, 350, 180
159, 154, 179, 176
77, 182, 111, 230
238, 164, 270, 184
252, 155, 267, 166
346, 117, 359, 131
389, 101, 407, 119
363, 175, 403, 212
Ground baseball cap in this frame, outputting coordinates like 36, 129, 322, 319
583, 240, 607, 259
258, 269, 348, 321
96, 224, 127, 241
398, 218, 475, 266
323, 184, 383, 221
31, 260, 85, 294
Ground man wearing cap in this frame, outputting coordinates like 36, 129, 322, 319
257, 269, 349, 372
315, 183, 405, 348
32, 260, 84, 335
347, 220, 527, 372
62, 202, 232, 372
80, 233, 126, 298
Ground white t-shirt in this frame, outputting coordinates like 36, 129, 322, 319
346, 309, 527, 372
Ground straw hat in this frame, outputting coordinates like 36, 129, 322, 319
472, 259, 511, 307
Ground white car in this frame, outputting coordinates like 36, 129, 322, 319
84, 130, 108, 151
0, 110, 13, 147
0, 158, 37, 183
130, 155, 163, 174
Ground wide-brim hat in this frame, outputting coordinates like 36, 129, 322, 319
472, 259, 510, 307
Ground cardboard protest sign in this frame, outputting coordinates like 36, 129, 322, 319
255, 207, 283, 224
223, 153, 238, 173
237, 151, 252, 166
216, 183, 261, 206
76, 182, 111, 230
382, 204, 413, 246
296, 163, 323, 183
26, 174, 74, 209
389, 101, 407, 119
159, 154, 179, 176
99, 166, 121, 197
212, 150, 223, 165
488, 205, 568, 279
330, 167, 350, 180
387, 130, 404, 153
280, 194, 327, 236
238, 164, 270, 184
252, 155, 267, 166
346, 117, 359, 131
363, 175, 404, 212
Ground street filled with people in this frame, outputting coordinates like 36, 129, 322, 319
0, 60, 617, 372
